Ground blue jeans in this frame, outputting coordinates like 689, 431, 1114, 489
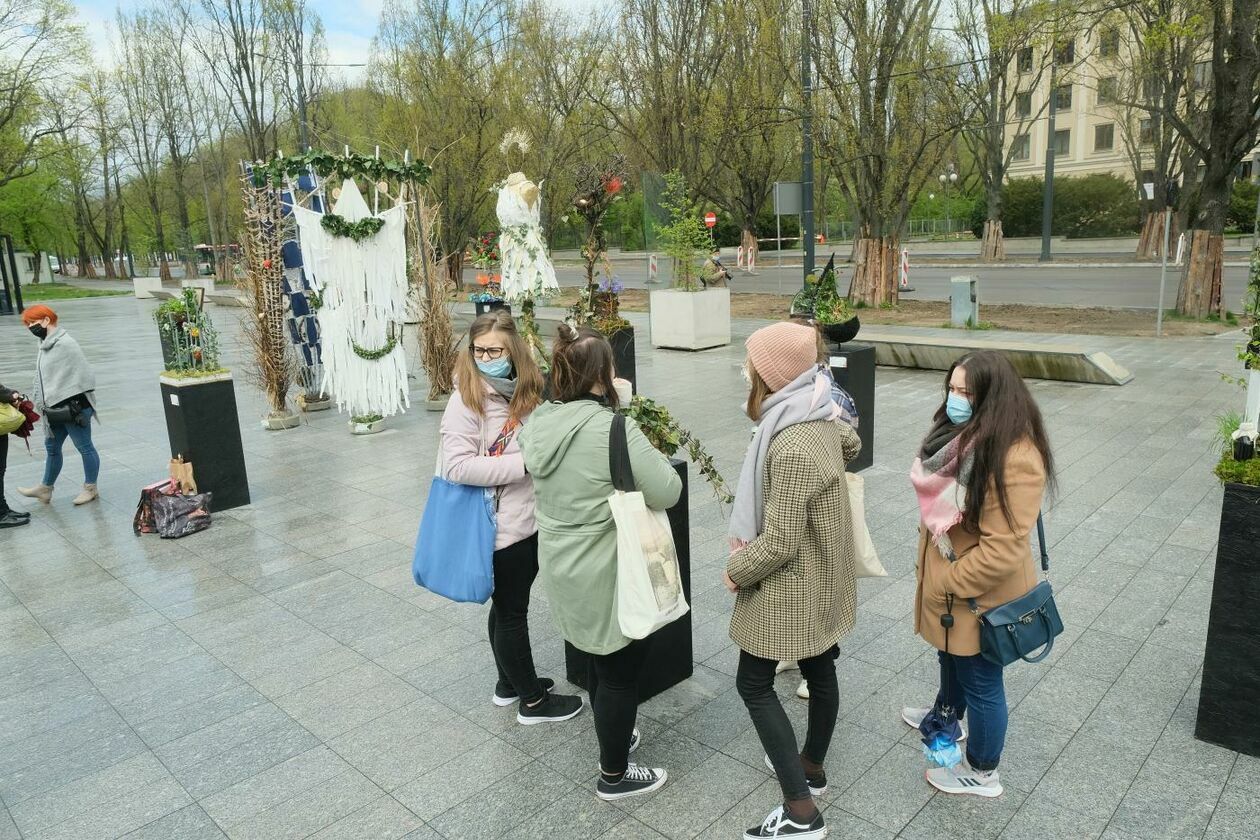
936, 650, 1007, 771
43, 406, 100, 486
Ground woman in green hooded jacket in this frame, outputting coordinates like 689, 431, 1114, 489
519, 325, 681, 803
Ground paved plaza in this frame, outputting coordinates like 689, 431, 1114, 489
0, 295, 1256, 840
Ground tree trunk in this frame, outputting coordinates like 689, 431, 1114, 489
740, 227, 758, 270
29, 249, 43, 285
1177, 229, 1224, 318
75, 224, 96, 279
444, 250, 465, 292
980, 219, 1006, 262
851, 235, 900, 306
1136, 210, 1179, 259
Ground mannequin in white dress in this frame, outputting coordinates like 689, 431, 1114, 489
497, 172, 559, 303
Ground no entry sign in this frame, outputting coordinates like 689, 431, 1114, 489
704, 212, 717, 228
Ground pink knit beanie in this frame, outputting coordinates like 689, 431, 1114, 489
746, 322, 818, 392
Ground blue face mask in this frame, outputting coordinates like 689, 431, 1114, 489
945, 392, 973, 425
477, 357, 512, 379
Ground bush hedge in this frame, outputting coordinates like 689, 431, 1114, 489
1227, 178, 1259, 232
969, 174, 1141, 239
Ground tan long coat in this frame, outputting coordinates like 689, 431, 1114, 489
727, 420, 862, 662
914, 440, 1047, 656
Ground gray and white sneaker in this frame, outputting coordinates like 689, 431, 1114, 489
901, 706, 968, 741
596, 763, 668, 801
925, 759, 1003, 798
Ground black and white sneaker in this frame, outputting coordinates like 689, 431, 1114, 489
493, 677, 556, 707
516, 692, 584, 725
763, 754, 828, 796
744, 804, 827, 839
596, 763, 668, 801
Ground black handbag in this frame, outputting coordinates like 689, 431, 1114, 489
42, 398, 80, 426
971, 514, 1064, 666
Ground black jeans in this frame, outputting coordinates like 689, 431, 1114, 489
486, 534, 544, 704
0, 433, 9, 513
587, 638, 649, 776
737, 645, 840, 801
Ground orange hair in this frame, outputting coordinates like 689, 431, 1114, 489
21, 304, 57, 326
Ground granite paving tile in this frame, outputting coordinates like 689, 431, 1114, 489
998, 792, 1107, 840
219, 768, 383, 840
391, 737, 534, 821
630, 752, 767, 839
898, 785, 1029, 840
7, 751, 172, 834
833, 743, 934, 833
307, 795, 425, 840
428, 760, 574, 840
25, 777, 191, 840
198, 745, 351, 828
119, 804, 227, 839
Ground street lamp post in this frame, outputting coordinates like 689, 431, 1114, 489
938, 166, 958, 237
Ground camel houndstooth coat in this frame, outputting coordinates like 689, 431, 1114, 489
726, 420, 862, 662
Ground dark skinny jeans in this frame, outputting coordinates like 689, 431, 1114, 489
486, 534, 545, 705
935, 650, 1007, 771
737, 645, 840, 801
0, 433, 9, 514
587, 638, 649, 777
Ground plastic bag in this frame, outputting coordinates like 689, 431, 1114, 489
152, 491, 213, 539
133, 479, 178, 535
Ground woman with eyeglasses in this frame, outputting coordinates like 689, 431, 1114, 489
440, 311, 584, 725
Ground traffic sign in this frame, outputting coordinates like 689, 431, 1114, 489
704, 212, 716, 229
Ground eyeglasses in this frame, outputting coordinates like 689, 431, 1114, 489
471, 345, 507, 361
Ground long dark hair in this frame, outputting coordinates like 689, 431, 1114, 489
936, 351, 1056, 532
550, 325, 619, 408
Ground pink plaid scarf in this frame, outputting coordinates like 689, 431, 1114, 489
909, 430, 973, 561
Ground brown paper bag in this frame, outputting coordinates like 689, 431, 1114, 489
169, 456, 198, 495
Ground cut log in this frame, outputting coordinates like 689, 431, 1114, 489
1177, 229, 1224, 318
852, 236, 900, 306
980, 219, 1006, 262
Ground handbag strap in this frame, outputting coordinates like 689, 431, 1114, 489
608, 413, 636, 493
967, 511, 1048, 614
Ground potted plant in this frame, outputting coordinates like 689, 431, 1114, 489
350, 413, 386, 435
468, 232, 508, 316
649, 172, 731, 350
811, 255, 862, 345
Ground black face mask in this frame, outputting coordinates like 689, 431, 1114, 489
28, 324, 48, 340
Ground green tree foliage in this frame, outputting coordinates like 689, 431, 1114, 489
969, 175, 1142, 238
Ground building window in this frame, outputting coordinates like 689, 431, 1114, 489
1139, 117, 1154, 145
1015, 91, 1033, 118
1017, 47, 1034, 74
1099, 28, 1120, 58
1012, 134, 1031, 161
1055, 84, 1073, 111
1193, 61, 1212, 90
1054, 129, 1071, 157
1094, 123, 1115, 151
1097, 76, 1117, 105
1055, 40, 1075, 66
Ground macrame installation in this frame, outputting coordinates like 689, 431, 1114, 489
293, 177, 410, 419
496, 173, 558, 365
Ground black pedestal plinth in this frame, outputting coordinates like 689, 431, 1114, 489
565, 459, 692, 701
609, 327, 637, 394
474, 301, 510, 317
1196, 482, 1260, 757
828, 342, 875, 472
160, 373, 251, 511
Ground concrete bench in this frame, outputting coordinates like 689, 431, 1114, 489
859, 331, 1133, 385
133, 277, 163, 299
149, 289, 176, 301
206, 291, 247, 307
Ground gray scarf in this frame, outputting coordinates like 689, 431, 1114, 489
485, 375, 517, 403
729, 366, 842, 543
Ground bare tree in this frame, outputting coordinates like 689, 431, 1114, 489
266, 0, 328, 152
192, 0, 278, 161
814, 0, 959, 305
1164, 0, 1260, 317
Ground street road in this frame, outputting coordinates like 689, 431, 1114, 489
514, 258, 1253, 311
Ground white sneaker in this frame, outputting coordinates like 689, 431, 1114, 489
925, 759, 1003, 798
901, 707, 968, 741
796, 680, 810, 700
776, 661, 799, 674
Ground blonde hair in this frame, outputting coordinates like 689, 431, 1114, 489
453, 311, 543, 421
744, 360, 774, 422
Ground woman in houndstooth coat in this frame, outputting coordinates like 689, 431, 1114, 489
724, 322, 861, 840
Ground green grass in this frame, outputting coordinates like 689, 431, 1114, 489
941, 319, 996, 330
1162, 308, 1239, 325
20, 283, 128, 301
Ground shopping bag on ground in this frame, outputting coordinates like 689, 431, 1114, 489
412, 456, 496, 604
152, 491, 213, 539
169, 456, 197, 494
846, 472, 888, 578
133, 478, 178, 535
608, 414, 688, 639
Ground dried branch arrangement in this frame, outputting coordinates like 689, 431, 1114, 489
403, 180, 459, 400
238, 167, 295, 417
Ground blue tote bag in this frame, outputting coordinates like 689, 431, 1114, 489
412, 428, 499, 604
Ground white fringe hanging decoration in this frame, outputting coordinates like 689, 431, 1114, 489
292, 178, 411, 418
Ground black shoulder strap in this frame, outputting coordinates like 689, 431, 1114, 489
608, 413, 636, 492
1036, 512, 1050, 572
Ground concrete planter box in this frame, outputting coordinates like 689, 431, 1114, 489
133, 277, 163, 299
350, 417, 387, 435
296, 394, 331, 412
181, 278, 216, 295
261, 410, 300, 431
649, 288, 731, 351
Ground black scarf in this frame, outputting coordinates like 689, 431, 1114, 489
920, 418, 963, 460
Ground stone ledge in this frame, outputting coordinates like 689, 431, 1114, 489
860, 331, 1134, 385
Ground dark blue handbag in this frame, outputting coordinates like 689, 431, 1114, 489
412, 473, 497, 605
971, 514, 1064, 666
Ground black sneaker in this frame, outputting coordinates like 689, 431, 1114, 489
763, 754, 828, 796
516, 692, 583, 725
493, 677, 555, 707
744, 805, 826, 839
596, 764, 668, 801
0, 510, 30, 529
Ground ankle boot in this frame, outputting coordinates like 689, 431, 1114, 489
18, 484, 53, 504
73, 484, 99, 506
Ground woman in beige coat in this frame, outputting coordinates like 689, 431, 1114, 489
724, 322, 861, 840
906, 350, 1054, 799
